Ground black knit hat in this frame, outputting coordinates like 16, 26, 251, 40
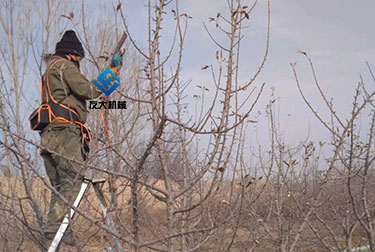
55, 30, 85, 58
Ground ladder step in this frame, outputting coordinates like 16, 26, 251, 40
84, 177, 106, 184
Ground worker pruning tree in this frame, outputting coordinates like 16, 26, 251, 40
3, 1, 374, 252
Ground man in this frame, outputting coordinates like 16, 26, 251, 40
40, 30, 121, 247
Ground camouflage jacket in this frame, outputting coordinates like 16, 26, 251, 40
42, 55, 101, 127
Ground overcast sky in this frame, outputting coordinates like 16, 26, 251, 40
9, 0, 374, 150
119, 0, 375, 146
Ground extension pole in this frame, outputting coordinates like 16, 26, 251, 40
93, 181, 125, 252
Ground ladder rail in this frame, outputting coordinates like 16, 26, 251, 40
48, 181, 89, 252
47, 179, 125, 252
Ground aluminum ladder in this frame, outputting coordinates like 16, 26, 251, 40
47, 178, 124, 252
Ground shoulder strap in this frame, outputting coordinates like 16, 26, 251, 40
41, 58, 69, 104
41, 58, 80, 121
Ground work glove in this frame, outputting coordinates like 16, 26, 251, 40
111, 53, 123, 68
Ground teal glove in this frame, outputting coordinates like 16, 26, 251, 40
111, 54, 123, 67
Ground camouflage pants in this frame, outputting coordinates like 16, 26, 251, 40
40, 124, 85, 233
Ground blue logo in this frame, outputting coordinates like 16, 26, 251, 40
93, 68, 119, 96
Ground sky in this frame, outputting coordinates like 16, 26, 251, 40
119, 0, 375, 147
2, 0, 374, 154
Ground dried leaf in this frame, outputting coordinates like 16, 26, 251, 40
297, 49, 307, 55
98, 55, 109, 61
221, 200, 230, 205
243, 5, 249, 9
197, 85, 209, 91
69, 11, 74, 19
181, 13, 192, 19
116, 2, 121, 11
216, 51, 219, 60
279, 145, 285, 152
61, 14, 72, 20
201, 65, 209, 70
244, 12, 249, 19
235, 182, 243, 188
212, 167, 225, 172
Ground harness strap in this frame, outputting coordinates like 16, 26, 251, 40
42, 59, 80, 121
43, 58, 98, 149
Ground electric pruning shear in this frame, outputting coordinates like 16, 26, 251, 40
101, 32, 128, 145
110, 32, 127, 68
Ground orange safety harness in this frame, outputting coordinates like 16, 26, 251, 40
29, 58, 111, 149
